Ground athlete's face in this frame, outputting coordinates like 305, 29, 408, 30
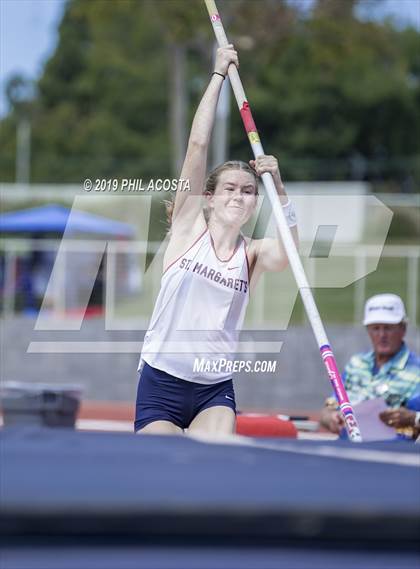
367, 322, 406, 360
207, 170, 258, 226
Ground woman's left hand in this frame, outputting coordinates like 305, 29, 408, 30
249, 155, 284, 193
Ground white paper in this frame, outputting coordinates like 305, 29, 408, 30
353, 398, 397, 441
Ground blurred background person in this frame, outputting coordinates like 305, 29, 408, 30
320, 294, 420, 438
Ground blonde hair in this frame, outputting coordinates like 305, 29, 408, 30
165, 160, 258, 226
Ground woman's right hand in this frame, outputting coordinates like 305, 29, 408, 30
328, 410, 345, 434
320, 407, 345, 434
214, 44, 239, 77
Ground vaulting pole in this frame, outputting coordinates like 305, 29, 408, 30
204, 0, 362, 441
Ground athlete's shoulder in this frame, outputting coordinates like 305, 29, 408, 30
245, 236, 262, 262
163, 224, 208, 273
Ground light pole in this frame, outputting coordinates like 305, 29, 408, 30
6, 75, 35, 186
212, 41, 230, 168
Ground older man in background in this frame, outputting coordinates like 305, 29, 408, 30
321, 294, 420, 438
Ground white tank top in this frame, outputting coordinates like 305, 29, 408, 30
139, 229, 250, 384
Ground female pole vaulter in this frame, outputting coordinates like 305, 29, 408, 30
135, 45, 298, 436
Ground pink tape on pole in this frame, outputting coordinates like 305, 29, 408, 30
320, 345, 361, 439
320, 346, 349, 407
240, 101, 257, 134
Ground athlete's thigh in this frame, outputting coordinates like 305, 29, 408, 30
137, 420, 183, 435
188, 406, 236, 435
135, 362, 188, 432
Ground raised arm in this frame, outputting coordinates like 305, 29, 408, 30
171, 45, 238, 234
248, 155, 299, 281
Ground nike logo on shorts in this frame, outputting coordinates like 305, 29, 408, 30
225, 395, 234, 401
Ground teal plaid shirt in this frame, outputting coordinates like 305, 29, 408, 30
342, 343, 420, 409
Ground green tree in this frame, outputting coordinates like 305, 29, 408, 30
229, 1, 420, 184
0, 0, 419, 188
1, 0, 171, 182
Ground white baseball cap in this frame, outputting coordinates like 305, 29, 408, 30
363, 294, 406, 326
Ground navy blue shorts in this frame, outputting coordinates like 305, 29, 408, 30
134, 362, 236, 432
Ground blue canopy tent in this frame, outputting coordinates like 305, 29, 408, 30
0, 205, 137, 314
0, 204, 135, 237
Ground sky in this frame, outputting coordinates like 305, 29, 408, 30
1, 0, 419, 117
